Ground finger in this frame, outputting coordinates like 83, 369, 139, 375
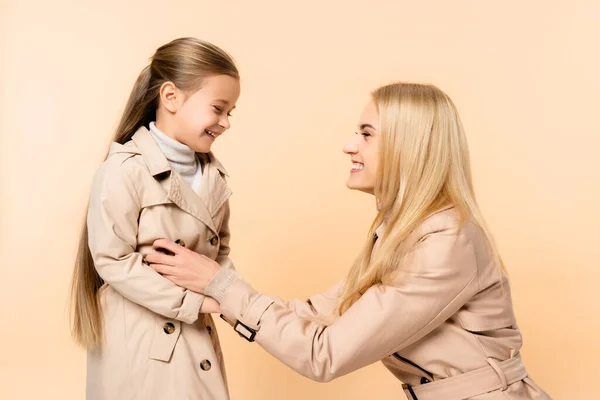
160, 273, 182, 287
145, 252, 175, 266
153, 238, 182, 255
148, 263, 177, 276
156, 247, 175, 256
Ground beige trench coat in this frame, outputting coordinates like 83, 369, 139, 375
208, 208, 552, 399
86, 127, 232, 399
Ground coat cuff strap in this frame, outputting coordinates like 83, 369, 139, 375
176, 291, 204, 324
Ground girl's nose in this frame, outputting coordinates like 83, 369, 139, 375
219, 116, 231, 130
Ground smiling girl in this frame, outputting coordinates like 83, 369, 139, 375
69, 37, 240, 400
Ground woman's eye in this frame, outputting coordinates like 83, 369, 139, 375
213, 106, 222, 113
361, 132, 371, 138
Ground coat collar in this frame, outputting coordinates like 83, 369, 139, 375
113, 126, 232, 233
116, 126, 229, 178
372, 205, 456, 249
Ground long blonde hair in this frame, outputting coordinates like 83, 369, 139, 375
337, 82, 502, 314
69, 37, 239, 350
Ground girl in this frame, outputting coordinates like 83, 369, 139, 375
148, 82, 551, 399
69, 37, 240, 400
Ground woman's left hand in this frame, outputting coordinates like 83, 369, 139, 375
146, 238, 221, 294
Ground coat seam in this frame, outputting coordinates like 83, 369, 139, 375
388, 271, 478, 356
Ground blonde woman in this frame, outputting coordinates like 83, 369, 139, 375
147, 83, 551, 399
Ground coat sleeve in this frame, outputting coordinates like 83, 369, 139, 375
87, 160, 204, 323
205, 227, 479, 382
212, 201, 341, 325
271, 281, 344, 323
215, 200, 234, 271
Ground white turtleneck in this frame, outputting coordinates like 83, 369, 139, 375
149, 122, 202, 192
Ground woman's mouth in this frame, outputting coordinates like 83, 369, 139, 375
351, 162, 364, 173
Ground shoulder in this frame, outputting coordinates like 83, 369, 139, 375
402, 207, 487, 272
410, 207, 484, 246
96, 141, 149, 181
92, 141, 151, 195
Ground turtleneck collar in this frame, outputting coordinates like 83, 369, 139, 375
149, 122, 201, 189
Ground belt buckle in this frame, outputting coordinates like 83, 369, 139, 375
402, 383, 419, 400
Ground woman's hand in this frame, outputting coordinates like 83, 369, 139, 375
146, 238, 222, 294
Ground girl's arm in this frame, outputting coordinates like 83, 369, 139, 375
87, 160, 208, 323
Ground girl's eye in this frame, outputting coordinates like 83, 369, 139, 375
214, 106, 233, 117
361, 132, 371, 138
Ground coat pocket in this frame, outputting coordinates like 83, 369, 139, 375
149, 316, 181, 362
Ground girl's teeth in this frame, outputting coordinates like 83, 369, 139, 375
352, 163, 364, 171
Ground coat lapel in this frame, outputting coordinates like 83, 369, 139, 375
131, 127, 231, 234
165, 171, 219, 233
196, 153, 232, 224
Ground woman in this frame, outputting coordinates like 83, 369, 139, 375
69, 37, 240, 399
147, 82, 551, 399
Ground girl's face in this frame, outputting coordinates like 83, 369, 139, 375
343, 100, 380, 195
157, 74, 240, 153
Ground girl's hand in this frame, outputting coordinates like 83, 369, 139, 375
146, 238, 221, 294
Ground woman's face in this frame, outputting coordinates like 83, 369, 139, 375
343, 100, 380, 195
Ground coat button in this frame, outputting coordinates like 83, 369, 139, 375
175, 239, 186, 247
208, 235, 219, 246
163, 322, 175, 334
200, 359, 212, 371
206, 325, 212, 334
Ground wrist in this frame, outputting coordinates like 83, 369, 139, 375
205, 267, 241, 303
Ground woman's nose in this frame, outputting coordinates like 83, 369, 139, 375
343, 137, 359, 154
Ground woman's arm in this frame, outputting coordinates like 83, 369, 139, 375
270, 281, 344, 324
87, 160, 211, 323
209, 199, 341, 323
149, 227, 479, 381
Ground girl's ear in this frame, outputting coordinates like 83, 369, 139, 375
158, 81, 180, 113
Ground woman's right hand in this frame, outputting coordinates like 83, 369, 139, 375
147, 239, 222, 294
200, 296, 221, 314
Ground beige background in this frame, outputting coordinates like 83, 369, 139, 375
1, 0, 599, 398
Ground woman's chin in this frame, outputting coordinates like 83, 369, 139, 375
346, 179, 374, 195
